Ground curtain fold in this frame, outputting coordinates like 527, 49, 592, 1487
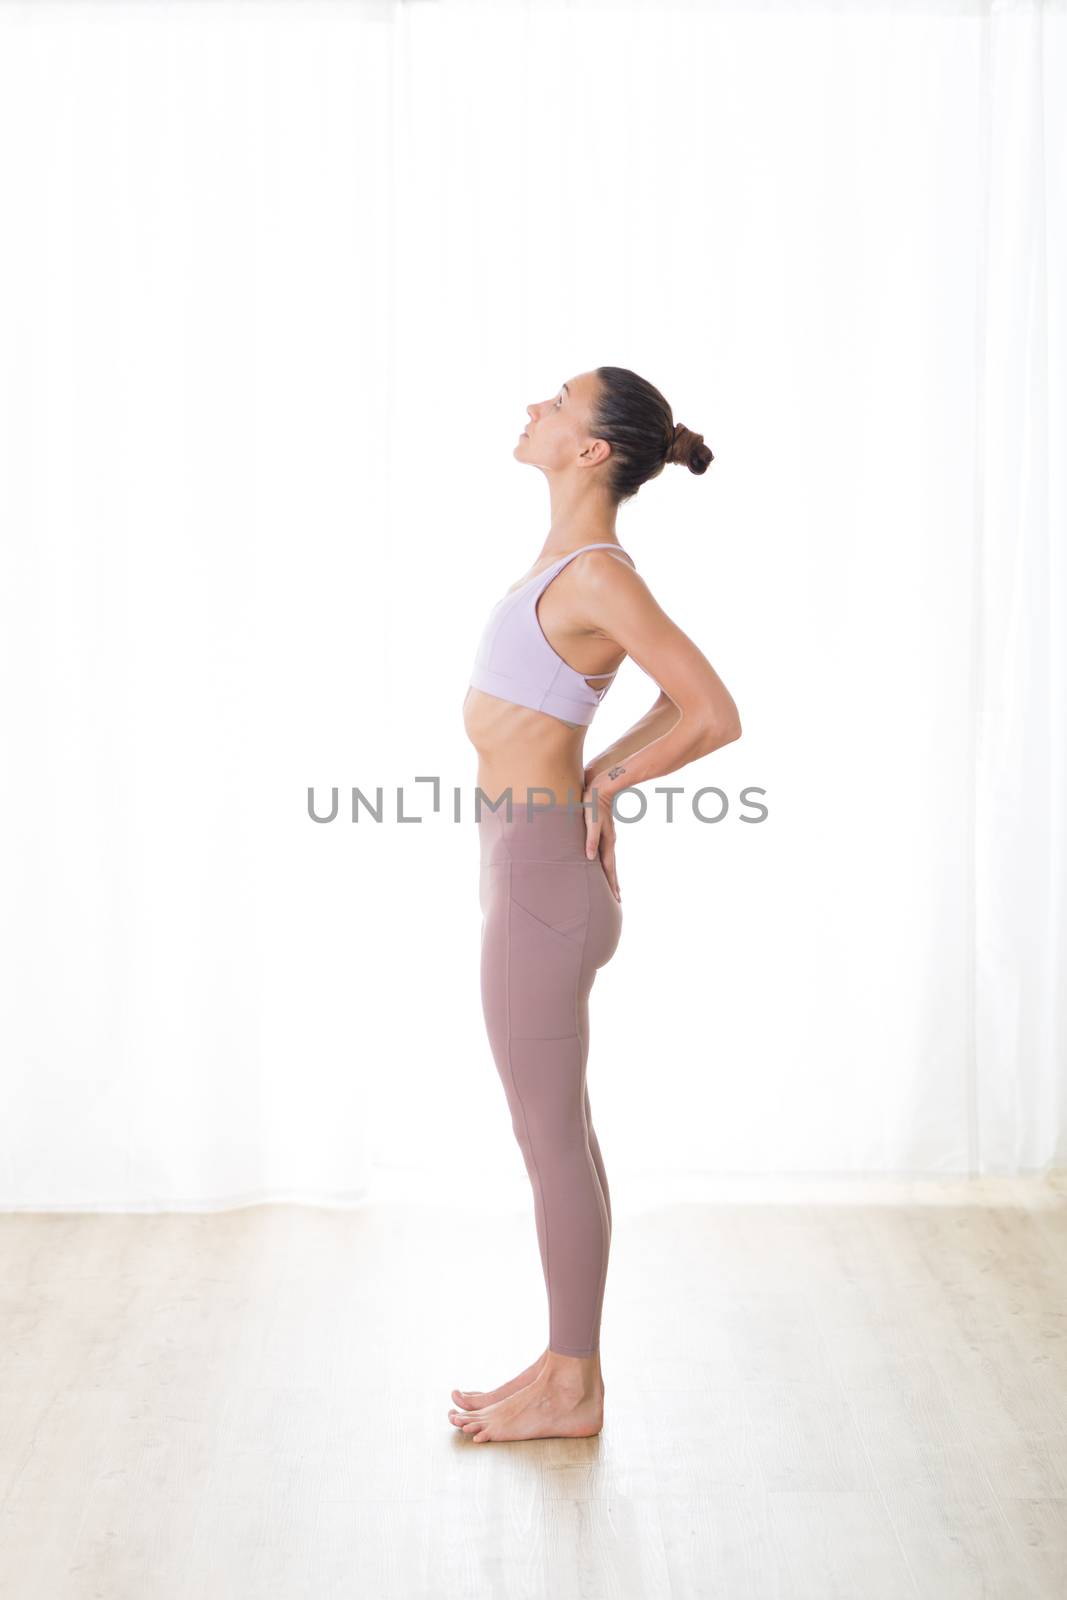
973, 0, 1065, 1167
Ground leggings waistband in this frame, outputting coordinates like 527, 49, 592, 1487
476, 801, 595, 864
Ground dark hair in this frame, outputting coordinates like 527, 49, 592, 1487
592, 366, 714, 505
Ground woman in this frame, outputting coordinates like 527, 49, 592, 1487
450, 366, 742, 1443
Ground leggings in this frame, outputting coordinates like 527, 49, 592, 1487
478, 801, 623, 1357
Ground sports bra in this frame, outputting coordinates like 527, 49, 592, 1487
468, 542, 636, 727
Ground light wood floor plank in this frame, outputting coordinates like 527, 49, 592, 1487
1, 1184, 1066, 1597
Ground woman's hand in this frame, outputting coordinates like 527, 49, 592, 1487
581, 776, 621, 902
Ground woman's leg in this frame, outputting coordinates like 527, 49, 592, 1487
585, 1088, 612, 1239
479, 828, 622, 1358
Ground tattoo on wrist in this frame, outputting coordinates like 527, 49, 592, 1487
607, 764, 626, 780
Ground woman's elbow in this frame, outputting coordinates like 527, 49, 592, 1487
695, 709, 742, 752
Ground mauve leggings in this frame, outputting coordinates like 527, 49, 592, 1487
478, 801, 623, 1358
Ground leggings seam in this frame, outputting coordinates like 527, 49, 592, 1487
574, 865, 589, 1039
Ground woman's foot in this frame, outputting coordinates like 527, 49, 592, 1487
447, 1353, 604, 1443
450, 1347, 550, 1410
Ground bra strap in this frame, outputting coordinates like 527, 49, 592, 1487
525, 542, 636, 599
548, 542, 636, 571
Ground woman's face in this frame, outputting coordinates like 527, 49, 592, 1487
515, 371, 600, 470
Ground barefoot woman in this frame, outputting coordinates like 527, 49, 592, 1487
451, 366, 742, 1443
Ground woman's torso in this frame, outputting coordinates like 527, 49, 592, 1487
462, 544, 635, 807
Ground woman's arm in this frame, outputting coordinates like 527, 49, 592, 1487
587, 701, 738, 809
583, 691, 682, 788
575, 557, 743, 809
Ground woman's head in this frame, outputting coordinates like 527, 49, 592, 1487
591, 366, 713, 504
515, 367, 713, 506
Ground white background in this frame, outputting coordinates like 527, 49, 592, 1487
0, 0, 1063, 1209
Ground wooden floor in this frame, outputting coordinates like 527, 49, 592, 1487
2, 1178, 1067, 1598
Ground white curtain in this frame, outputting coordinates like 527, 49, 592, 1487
0, 0, 1062, 1210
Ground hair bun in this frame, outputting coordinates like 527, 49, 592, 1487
668, 422, 714, 475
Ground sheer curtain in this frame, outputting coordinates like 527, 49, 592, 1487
0, 0, 1062, 1210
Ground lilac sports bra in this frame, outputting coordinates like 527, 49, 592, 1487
468, 542, 636, 727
